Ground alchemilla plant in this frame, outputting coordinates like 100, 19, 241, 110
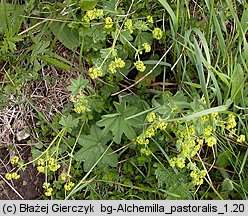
0, 0, 247, 200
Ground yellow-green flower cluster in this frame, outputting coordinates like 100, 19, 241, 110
154, 121, 168, 131
168, 122, 205, 172
190, 169, 207, 185
60, 173, 68, 181
211, 112, 218, 119
10, 156, 19, 165
201, 115, 209, 122
70, 92, 89, 114
204, 125, 212, 136
105, 17, 113, 29
124, 19, 133, 33
64, 181, 75, 191
47, 157, 61, 172
43, 182, 53, 197
146, 15, 153, 24
136, 135, 149, 145
188, 125, 196, 136
89, 67, 103, 79
179, 139, 201, 158
176, 124, 195, 138
136, 119, 168, 145
5, 172, 20, 180
140, 148, 150, 156
134, 60, 146, 72
108, 58, 125, 74
83, 8, 104, 22
169, 157, 186, 169
145, 127, 156, 138
226, 114, 237, 130
142, 43, 151, 53
152, 28, 163, 40
237, 135, 245, 143
205, 136, 217, 147
36, 157, 60, 173
37, 158, 45, 173
37, 166, 44, 173
146, 112, 157, 123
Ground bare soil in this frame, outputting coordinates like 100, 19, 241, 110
0, 146, 44, 200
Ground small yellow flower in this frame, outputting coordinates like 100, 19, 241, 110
11, 172, 20, 180
190, 172, 197, 179
204, 125, 212, 136
108, 58, 125, 74
85, 10, 96, 20
211, 112, 218, 118
124, 19, 133, 29
146, 15, 154, 23
176, 157, 185, 169
83, 15, 90, 23
47, 157, 55, 165
74, 105, 87, 114
187, 139, 196, 147
146, 112, 157, 123
194, 144, 201, 152
188, 125, 195, 136
44, 188, 53, 197
226, 114, 237, 130
10, 156, 19, 165
115, 58, 125, 68
190, 169, 206, 185
60, 173, 68, 181
37, 166, 45, 173
237, 135, 245, 143
169, 157, 176, 167
64, 181, 75, 191
49, 163, 61, 172
89, 67, 103, 79
134, 60, 146, 72
5, 173, 12, 180
136, 136, 149, 145
105, 17, 113, 29
197, 138, 204, 145
145, 127, 155, 138
108, 62, 117, 74
152, 28, 163, 40
181, 146, 190, 157
43, 182, 50, 190
200, 170, 207, 177
201, 115, 209, 121
195, 178, 204, 185
71, 92, 89, 114
38, 158, 45, 166
206, 136, 217, 147
142, 43, 151, 53
155, 122, 168, 131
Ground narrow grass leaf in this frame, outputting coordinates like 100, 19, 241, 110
157, 0, 177, 30
231, 63, 244, 104
39, 55, 72, 70
165, 100, 232, 122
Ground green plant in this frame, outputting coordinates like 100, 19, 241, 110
1, 0, 248, 200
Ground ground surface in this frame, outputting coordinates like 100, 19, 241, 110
0, 146, 44, 199
0, 57, 74, 199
